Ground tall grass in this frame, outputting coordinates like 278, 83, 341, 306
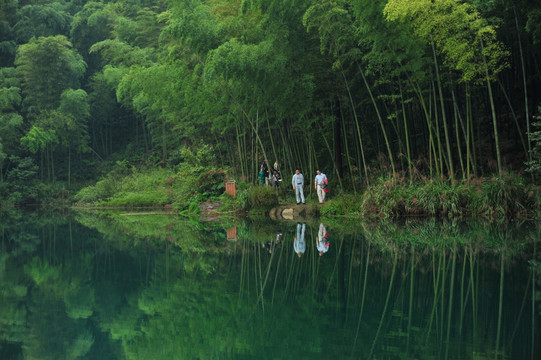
356, 172, 540, 219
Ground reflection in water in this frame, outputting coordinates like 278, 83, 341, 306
0, 211, 539, 359
316, 223, 330, 256
294, 222, 306, 258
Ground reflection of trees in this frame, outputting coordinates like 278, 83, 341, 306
0, 211, 124, 359
0, 212, 539, 359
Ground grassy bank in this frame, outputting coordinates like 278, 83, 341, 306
73, 163, 540, 220
321, 173, 541, 220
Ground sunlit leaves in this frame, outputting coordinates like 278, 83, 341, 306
89, 39, 156, 67
384, 0, 509, 83
21, 125, 57, 154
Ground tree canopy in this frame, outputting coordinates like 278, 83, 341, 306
1, 0, 541, 195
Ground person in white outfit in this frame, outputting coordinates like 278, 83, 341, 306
314, 169, 327, 203
291, 169, 305, 204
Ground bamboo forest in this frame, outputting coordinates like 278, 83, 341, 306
0, 0, 540, 359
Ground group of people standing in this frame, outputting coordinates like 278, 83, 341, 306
259, 160, 328, 204
259, 160, 282, 188
292, 169, 328, 204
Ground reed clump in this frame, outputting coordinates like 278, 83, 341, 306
357, 172, 540, 219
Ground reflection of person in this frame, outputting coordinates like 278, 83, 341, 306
261, 240, 275, 254
294, 223, 306, 258
292, 169, 305, 205
316, 223, 330, 256
314, 169, 328, 203
262, 232, 282, 254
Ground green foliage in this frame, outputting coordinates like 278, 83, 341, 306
359, 174, 539, 219
240, 185, 278, 210
74, 158, 232, 211
2, 0, 541, 215
20, 124, 57, 153
15, 35, 86, 114
526, 106, 541, 174
320, 194, 363, 216
4, 156, 39, 204
197, 169, 225, 198
73, 177, 116, 204
384, 0, 509, 83
12, 2, 72, 43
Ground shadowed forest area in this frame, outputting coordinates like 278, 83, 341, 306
1, 0, 541, 214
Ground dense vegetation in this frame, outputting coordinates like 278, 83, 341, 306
1, 0, 541, 215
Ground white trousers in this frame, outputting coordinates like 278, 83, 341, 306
317, 185, 325, 203
295, 186, 305, 204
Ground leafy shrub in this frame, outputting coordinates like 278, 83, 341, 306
4, 156, 40, 205
526, 106, 541, 174
241, 185, 278, 210
321, 194, 363, 216
73, 177, 116, 204
358, 173, 540, 219
197, 169, 226, 198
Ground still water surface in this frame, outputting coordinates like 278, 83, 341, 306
0, 211, 539, 359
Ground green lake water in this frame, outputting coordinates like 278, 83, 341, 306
0, 211, 540, 359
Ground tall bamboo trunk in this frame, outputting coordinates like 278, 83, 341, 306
512, 2, 531, 161
480, 38, 502, 174
431, 41, 454, 179
356, 62, 396, 176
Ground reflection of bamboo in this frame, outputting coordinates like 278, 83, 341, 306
69, 219, 73, 254
445, 251, 456, 360
165, 242, 170, 295
284, 243, 296, 301
495, 253, 504, 359
257, 240, 277, 311
425, 252, 443, 343
508, 271, 532, 347
256, 242, 263, 311
469, 246, 477, 344
239, 239, 246, 300
407, 247, 415, 352
368, 252, 397, 359
440, 254, 448, 348
346, 238, 357, 324
531, 241, 537, 360
270, 238, 286, 305
351, 243, 370, 354
325, 235, 345, 296
459, 248, 467, 335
